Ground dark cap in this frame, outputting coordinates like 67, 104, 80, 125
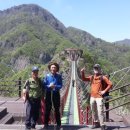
32, 66, 39, 72
48, 62, 59, 72
93, 64, 101, 69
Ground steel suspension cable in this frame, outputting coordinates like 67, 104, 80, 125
112, 68, 130, 89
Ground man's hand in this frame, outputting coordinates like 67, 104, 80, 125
81, 67, 85, 72
22, 89, 29, 103
99, 90, 105, 96
22, 96, 26, 103
49, 83, 55, 89
50, 84, 55, 89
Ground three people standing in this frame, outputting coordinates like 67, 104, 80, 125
23, 62, 112, 130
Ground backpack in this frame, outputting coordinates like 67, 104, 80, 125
91, 75, 110, 97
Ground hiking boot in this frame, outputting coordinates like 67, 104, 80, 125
31, 124, 35, 129
89, 125, 100, 129
56, 125, 61, 130
25, 126, 31, 130
43, 124, 48, 129
89, 122, 100, 129
25, 128, 30, 130
101, 125, 106, 130
31, 127, 36, 130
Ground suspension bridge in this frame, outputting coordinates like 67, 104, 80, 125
0, 48, 130, 130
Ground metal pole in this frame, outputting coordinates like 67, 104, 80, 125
18, 77, 22, 97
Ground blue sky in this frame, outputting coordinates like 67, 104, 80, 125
0, 0, 130, 42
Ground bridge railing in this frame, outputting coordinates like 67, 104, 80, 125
75, 77, 93, 125
60, 76, 70, 116
103, 83, 130, 118
76, 80, 130, 125
76, 80, 130, 124
0, 77, 23, 97
76, 67, 130, 125
0, 72, 71, 125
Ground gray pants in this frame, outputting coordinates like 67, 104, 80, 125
25, 97, 41, 128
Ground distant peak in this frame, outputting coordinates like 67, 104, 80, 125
0, 4, 48, 14
0, 4, 66, 35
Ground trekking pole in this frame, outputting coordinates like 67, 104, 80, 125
21, 87, 28, 130
20, 89, 25, 130
51, 90, 56, 130
20, 101, 25, 130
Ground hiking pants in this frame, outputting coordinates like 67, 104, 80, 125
25, 97, 41, 128
44, 91, 61, 126
90, 97, 104, 125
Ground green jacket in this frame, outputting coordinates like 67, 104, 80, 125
24, 77, 44, 98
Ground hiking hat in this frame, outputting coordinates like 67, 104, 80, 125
48, 62, 59, 72
32, 66, 39, 72
93, 64, 101, 69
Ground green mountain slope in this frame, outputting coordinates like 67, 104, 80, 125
66, 27, 130, 70
0, 4, 130, 82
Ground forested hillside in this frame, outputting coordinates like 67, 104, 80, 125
0, 4, 130, 81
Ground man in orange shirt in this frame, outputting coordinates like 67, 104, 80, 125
81, 64, 112, 130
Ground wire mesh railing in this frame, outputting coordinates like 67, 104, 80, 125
0, 71, 71, 125
75, 65, 130, 125
0, 77, 22, 97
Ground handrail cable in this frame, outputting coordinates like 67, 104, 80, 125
112, 68, 130, 89
105, 93, 130, 104
103, 101, 130, 113
110, 83, 130, 92
110, 66, 130, 79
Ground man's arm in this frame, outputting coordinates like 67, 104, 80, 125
22, 80, 29, 103
104, 77, 112, 93
100, 76, 112, 96
55, 74, 62, 90
43, 75, 51, 88
80, 68, 91, 81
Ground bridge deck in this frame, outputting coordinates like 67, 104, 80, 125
0, 97, 130, 130
0, 124, 130, 130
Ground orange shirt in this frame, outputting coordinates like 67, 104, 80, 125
81, 72, 112, 98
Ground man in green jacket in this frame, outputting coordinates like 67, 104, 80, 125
23, 66, 44, 130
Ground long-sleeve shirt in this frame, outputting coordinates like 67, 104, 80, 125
43, 73, 62, 92
81, 71, 112, 98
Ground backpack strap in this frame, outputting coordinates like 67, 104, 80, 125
90, 75, 94, 86
90, 75, 104, 89
100, 75, 106, 90
100, 75, 104, 85
100, 75, 109, 97
90, 75, 105, 87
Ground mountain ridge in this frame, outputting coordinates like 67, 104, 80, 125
0, 4, 67, 36
0, 4, 130, 80
115, 39, 130, 46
